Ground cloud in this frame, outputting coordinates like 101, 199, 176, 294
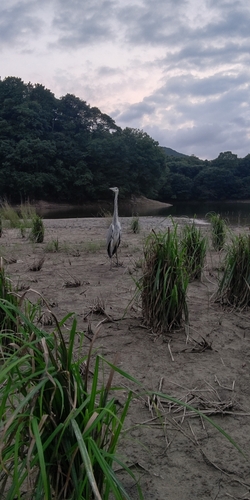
0, 1, 45, 46
0, 0, 250, 159
114, 101, 156, 122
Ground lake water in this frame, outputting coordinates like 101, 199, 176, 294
41, 200, 250, 227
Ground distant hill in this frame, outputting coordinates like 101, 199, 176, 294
160, 146, 188, 158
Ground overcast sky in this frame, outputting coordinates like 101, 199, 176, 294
1, 0, 250, 160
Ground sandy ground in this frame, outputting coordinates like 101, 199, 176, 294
1, 215, 250, 500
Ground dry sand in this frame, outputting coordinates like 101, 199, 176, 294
1, 215, 250, 499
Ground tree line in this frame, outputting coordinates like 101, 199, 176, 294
0, 76, 249, 203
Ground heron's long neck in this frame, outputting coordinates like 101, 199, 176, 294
113, 192, 119, 223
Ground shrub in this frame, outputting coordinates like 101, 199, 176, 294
207, 212, 227, 251
216, 233, 250, 309
181, 220, 207, 280
139, 224, 189, 332
31, 214, 45, 243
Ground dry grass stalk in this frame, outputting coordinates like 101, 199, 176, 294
38, 311, 54, 326
3, 257, 17, 265
160, 383, 242, 419
84, 296, 114, 322
17, 283, 30, 292
64, 278, 82, 288
181, 335, 213, 353
29, 256, 45, 271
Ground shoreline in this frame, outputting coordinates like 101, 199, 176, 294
32, 196, 172, 212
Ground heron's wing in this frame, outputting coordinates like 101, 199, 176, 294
107, 223, 121, 257
106, 223, 114, 246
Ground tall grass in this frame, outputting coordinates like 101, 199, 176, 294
0, 258, 19, 336
19, 201, 36, 222
0, 201, 39, 239
207, 212, 227, 251
0, 200, 20, 229
139, 224, 189, 332
181, 220, 207, 280
0, 299, 143, 500
216, 233, 250, 308
130, 215, 140, 234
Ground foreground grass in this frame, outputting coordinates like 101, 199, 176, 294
0, 299, 244, 500
0, 299, 143, 500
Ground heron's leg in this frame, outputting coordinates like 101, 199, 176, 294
116, 250, 119, 266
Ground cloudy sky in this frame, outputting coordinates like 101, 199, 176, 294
1, 0, 250, 160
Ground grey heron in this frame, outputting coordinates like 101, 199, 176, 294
107, 187, 121, 266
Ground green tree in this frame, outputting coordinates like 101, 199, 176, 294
193, 168, 240, 200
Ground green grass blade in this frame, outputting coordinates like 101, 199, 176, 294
89, 439, 129, 500
71, 418, 102, 500
31, 417, 50, 500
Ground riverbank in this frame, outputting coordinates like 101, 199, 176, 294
32, 196, 172, 217
1, 216, 249, 499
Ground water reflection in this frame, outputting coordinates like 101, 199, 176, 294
163, 201, 250, 226
40, 200, 250, 226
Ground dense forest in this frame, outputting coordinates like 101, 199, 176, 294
0, 76, 249, 203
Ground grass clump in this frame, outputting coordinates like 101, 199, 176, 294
216, 233, 250, 309
139, 224, 189, 332
82, 241, 104, 253
0, 298, 142, 500
207, 212, 227, 251
181, 219, 207, 280
130, 215, 140, 234
31, 214, 45, 243
45, 238, 60, 252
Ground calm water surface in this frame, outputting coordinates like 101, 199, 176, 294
41, 201, 250, 227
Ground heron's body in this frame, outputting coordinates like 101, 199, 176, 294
107, 187, 121, 265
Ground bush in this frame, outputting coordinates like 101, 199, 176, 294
139, 224, 189, 331
181, 220, 207, 280
31, 214, 45, 243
